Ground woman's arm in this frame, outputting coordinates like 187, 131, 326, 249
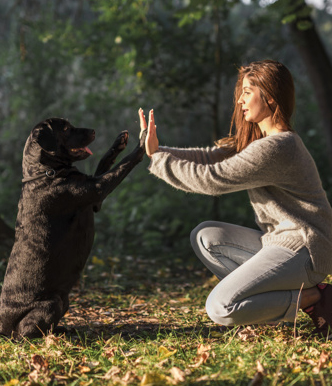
148, 134, 295, 196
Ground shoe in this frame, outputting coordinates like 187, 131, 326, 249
303, 283, 332, 338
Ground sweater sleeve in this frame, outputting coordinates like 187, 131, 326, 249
148, 134, 295, 196
157, 145, 228, 164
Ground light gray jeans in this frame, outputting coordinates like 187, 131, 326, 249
190, 221, 326, 326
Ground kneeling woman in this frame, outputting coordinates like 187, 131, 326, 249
139, 60, 332, 337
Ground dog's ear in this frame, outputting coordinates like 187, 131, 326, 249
32, 123, 57, 152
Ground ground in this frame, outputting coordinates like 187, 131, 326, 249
0, 253, 332, 385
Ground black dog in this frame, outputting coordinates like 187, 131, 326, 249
0, 118, 146, 339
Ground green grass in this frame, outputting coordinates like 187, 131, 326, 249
1, 253, 332, 386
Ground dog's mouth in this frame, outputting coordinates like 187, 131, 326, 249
69, 146, 93, 156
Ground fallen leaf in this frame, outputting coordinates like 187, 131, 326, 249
189, 352, 209, 368
203, 275, 219, 288
210, 331, 223, 338
313, 351, 330, 373
28, 370, 39, 383
86, 361, 99, 369
247, 360, 265, 386
309, 347, 320, 356
78, 365, 91, 373
122, 371, 137, 384
170, 367, 186, 383
256, 360, 265, 374
104, 346, 118, 359
197, 344, 211, 355
238, 326, 258, 342
44, 334, 59, 347
188, 343, 211, 368
4, 380, 19, 386
31, 354, 48, 372
103, 366, 121, 380
158, 345, 177, 360
141, 372, 168, 386
92, 255, 105, 266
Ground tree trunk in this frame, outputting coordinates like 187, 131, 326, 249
288, 11, 332, 167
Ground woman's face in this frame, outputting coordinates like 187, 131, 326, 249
237, 76, 272, 125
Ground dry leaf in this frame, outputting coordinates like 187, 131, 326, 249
28, 370, 39, 383
104, 346, 118, 359
196, 372, 221, 382
210, 331, 223, 338
309, 347, 320, 356
103, 366, 121, 380
197, 344, 211, 355
92, 255, 105, 266
158, 345, 177, 360
44, 334, 59, 347
247, 360, 265, 386
170, 367, 186, 383
313, 351, 330, 373
256, 360, 265, 374
141, 372, 168, 386
203, 275, 219, 288
122, 370, 136, 384
4, 380, 19, 386
86, 361, 99, 369
238, 326, 258, 341
188, 343, 211, 368
189, 352, 209, 368
78, 365, 91, 373
31, 354, 48, 372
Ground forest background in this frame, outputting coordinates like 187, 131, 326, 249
0, 0, 332, 279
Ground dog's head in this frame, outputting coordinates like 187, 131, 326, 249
29, 118, 95, 166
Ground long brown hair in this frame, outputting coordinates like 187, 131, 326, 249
216, 60, 295, 156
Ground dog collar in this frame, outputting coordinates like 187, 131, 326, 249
22, 167, 77, 183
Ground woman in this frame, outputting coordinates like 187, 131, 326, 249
139, 60, 332, 337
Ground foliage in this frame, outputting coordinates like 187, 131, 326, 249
0, 0, 332, 262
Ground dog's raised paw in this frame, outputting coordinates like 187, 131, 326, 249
113, 131, 129, 151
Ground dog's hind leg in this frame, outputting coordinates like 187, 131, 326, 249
94, 131, 129, 176
16, 297, 65, 339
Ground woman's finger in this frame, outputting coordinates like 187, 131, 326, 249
148, 109, 156, 134
138, 108, 147, 130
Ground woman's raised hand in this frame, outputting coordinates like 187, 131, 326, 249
138, 108, 159, 158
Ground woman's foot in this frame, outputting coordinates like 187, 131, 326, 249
303, 284, 332, 338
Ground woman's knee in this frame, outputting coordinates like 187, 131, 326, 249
205, 290, 237, 326
190, 221, 228, 250
190, 221, 213, 248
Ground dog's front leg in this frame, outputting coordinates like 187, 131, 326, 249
98, 130, 147, 197
94, 131, 129, 177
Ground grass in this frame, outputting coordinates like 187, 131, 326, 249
1, 252, 332, 385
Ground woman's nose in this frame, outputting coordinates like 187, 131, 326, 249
237, 93, 244, 104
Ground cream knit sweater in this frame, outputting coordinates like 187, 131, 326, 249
148, 131, 332, 274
